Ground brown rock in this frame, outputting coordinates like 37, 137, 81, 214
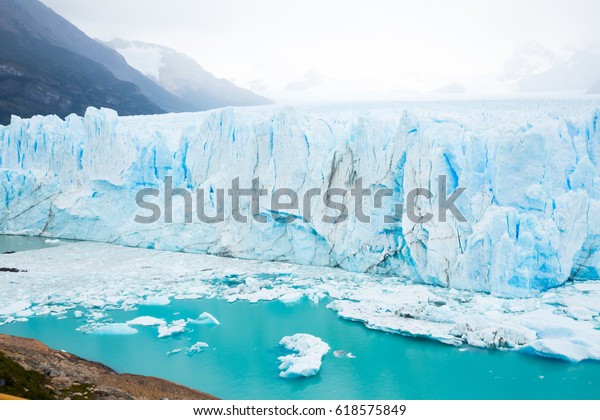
0, 334, 218, 400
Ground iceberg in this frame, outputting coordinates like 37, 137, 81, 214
83, 322, 139, 335
157, 319, 187, 338
126, 316, 167, 326
278, 333, 330, 378
1, 100, 600, 296
187, 341, 209, 354
166, 348, 182, 356
188, 312, 220, 326
142, 296, 171, 306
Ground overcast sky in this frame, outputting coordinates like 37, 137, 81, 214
40, 0, 600, 101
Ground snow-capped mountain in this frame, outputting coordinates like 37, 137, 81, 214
501, 41, 557, 83
105, 39, 272, 110
503, 42, 600, 92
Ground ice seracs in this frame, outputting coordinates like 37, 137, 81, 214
1, 101, 600, 296
278, 333, 330, 378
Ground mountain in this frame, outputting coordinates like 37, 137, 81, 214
105, 39, 272, 110
500, 41, 557, 83
503, 42, 600, 92
0, 27, 166, 125
0, 0, 197, 118
588, 79, 600, 94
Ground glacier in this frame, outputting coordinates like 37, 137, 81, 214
1, 100, 600, 296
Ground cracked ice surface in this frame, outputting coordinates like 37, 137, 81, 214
1, 242, 600, 362
2, 100, 600, 296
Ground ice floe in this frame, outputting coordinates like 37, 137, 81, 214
188, 312, 220, 326
83, 322, 139, 335
142, 296, 171, 306
187, 342, 209, 354
126, 316, 167, 326
278, 333, 330, 379
157, 319, 187, 338
166, 348, 182, 356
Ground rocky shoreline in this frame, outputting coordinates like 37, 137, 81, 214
0, 334, 218, 400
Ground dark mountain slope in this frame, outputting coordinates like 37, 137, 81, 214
0, 28, 162, 125
0, 0, 196, 114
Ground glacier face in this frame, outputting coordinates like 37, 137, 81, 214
1, 100, 599, 296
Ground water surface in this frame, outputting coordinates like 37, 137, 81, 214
1, 298, 599, 399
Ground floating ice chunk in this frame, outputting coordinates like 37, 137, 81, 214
15, 309, 34, 318
142, 295, 171, 306
157, 319, 187, 338
44, 239, 60, 244
522, 338, 600, 362
239, 277, 271, 293
166, 348, 182, 356
188, 312, 220, 326
278, 333, 330, 379
187, 342, 209, 354
308, 292, 327, 304
127, 316, 167, 326
89, 310, 107, 320
333, 349, 356, 359
0, 300, 31, 316
73, 310, 84, 318
279, 292, 304, 304
88, 323, 138, 335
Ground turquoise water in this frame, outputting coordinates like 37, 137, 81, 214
1, 298, 600, 399
0, 235, 64, 253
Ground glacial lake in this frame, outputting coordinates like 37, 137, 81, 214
1, 236, 600, 399
2, 298, 600, 399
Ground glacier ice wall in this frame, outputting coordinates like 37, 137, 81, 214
1, 101, 600, 296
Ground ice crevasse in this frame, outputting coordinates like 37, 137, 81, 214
1, 100, 600, 297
